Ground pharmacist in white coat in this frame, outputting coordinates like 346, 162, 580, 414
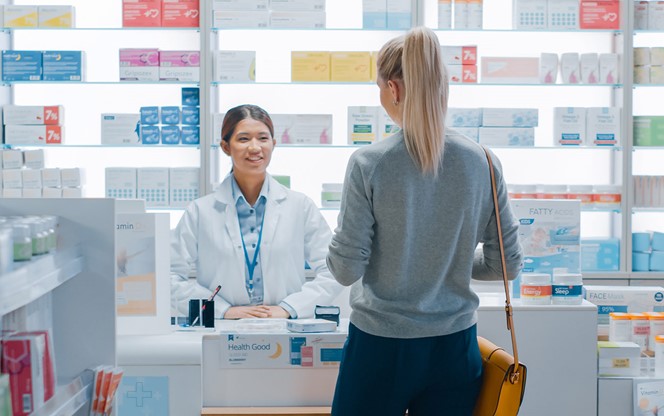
171, 104, 342, 319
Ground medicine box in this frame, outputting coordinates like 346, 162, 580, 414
599, 53, 620, 84
4, 6, 38, 28
169, 167, 199, 208
214, 51, 256, 82
272, 114, 333, 145
441, 45, 478, 65
651, 66, 664, 84
540, 52, 558, 84
38, 6, 75, 28
211, 0, 269, 11
141, 125, 161, 144
560, 52, 580, 84
634, 116, 664, 146
597, 341, 641, 377
3, 170, 23, 189
2, 150, 23, 169
106, 167, 137, 199
651, 251, 664, 271
270, 11, 326, 29
23, 149, 45, 170
478, 127, 535, 146
481, 108, 538, 127
447, 64, 478, 83
3, 105, 64, 125
548, 0, 578, 29
654, 232, 664, 251
347, 106, 378, 145
60, 168, 83, 187
162, 0, 200, 28
586, 107, 621, 146
62, 187, 83, 198
137, 167, 169, 207
363, 0, 387, 29
1, 334, 47, 414
2, 51, 42, 82
580, 53, 599, 84
635, 47, 650, 67
447, 108, 482, 127
181, 106, 200, 125
42, 51, 84, 81
212, 10, 270, 28
23, 188, 42, 198
161, 125, 181, 144
291, 52, 330, 82
270, 0, 326, 11
22, 170, 42, 189
101, 113, 141, 145
387, 0, 412, 29
159, 51, 200, 82
182, 87, 200, 106
5, 125, 63, 145
481, 57, 539, 84
119, 49, 160, 82
580, 0, 620, 30
584, 285, 664, 324
650, 1, 664, 30
554, 107, 586, 146
42, 188, 62, 198
140, 106, 160, 125
161, 106, 180, 125
581, 238, 620, 271
122, 0, 162, 27
181, 125, 200, 145
635, 1, 649, 30
512, 0, 547, 30
42, 168, 61, 188
331, 52, 372, 82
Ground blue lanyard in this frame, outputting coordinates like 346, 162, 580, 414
239, 211, 266, 296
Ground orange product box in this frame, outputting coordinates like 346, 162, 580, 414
122, 0, 161, 27
162, 0, 200, 27
580, 0, 620, 29
441, 45, 477, 65
448, 64, 477, 83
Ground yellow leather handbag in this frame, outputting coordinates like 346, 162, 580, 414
473, 147, 527, 416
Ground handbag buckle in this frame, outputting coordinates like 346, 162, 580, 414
510, 370, 520, 384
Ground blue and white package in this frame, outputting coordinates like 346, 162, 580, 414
140, 125, 160, 144
653, 232, 664, 252
633, 232, 651, 252
634, 252, 650, 271
181, 87, 200, 107
581, 238, 620, 271
182, 126, 200, 145
42, 51, 83, 81
161, 125, 181, 145
181, 106, 200, 125
140, 106, 160, 125
2, 50, 42, 81
651, 251, 664, 271
161, 106, 180, 125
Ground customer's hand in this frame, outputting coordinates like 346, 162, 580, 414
223, 305, 290, 319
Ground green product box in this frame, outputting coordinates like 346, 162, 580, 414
634, 116, 664, 146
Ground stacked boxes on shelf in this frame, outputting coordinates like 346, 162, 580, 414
213, 0, 325, 29
291, 51, 374, 83
437, 0, 483, 30
105, 166, 199, 208
3, 105, 64, 146
634, 115, 664, 146
553, 107, 621, 146
119, 49, 200, 82
3, 5, 75, 28
635, 0, 664, 30
634, 47, 664, 84
122, 0, 200, 28
442, 45, 478, 84
446, 107, 537, 146
633, 232, 664, 272
512, 0, 620, 30
362, 0, 413, 29
1, 51, 84, 82
347, 106, 398, 145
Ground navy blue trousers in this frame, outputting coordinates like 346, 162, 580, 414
331, 323, 482, 416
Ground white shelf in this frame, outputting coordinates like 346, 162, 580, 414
0, 246, 83, 316
628, 272, 664, 280
31, 370, 93, 416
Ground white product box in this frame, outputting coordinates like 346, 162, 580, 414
62, 187, 83, 198
651, 47, 664, 66
599, 53, 620, 84
212, 0, 269, 10
269, 0, 326, 11
511, 199, 581, 276
23, 150, 45, 170
21, 169, 42, 189
378, 107, 399, 140
454, 127, 480, 142
467, 0, 483, 30
119, 48, 160, 81
560, 52, 580, 84
634, 47, 650, 66
447, 64, 478, 83
585, 285, 664, 324
649, 1, 664, 30
652, 65, 664, 83
4, 6, 38, 27
105, 167, 137, 199
212, 10, 270, 28
4, 125, 63, 145
441, 45, 478, 65
539, 52, 558, 84
481, 108, 538, 127
101, 114, 141, 145
42, 188, 62, 198
347, 106, 378, 145
169, 167, 199, 208
586, 107, 621, 146
38, 6, 75, 28
270, 11, 325, 28
363, 0, 387, 29
580, 53, 599, 84
60, 168, 83, 187
22, 188, 42, 198
214, 51, 256, 82
597, 341, 641, 377
447, 108, 482, 127
272, 114, 333, 144
454, 0, 468, 29
634, 65, 650, 84
438, 0, 452, 29
513, 0, 547, 30
635, 1, 649, 30
387, 0, 412, 29
554, 107, 586, 145
2, 189, 22, 198
3, 169, 23, 189
159, 51, 200, 82
41, 168, 61, 188
478, 127, 534, 146
3, 105, 64, 125
547, 0, 578, 29
137, 167, 169, 207
2, 150, 23, 169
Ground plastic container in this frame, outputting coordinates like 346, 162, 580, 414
11, 223, 32, 262
536, 184, 567, 200
630, 312, 650, 352
648, 312, 664, 354
321, 183, 343, 208
609, 312, 632, 342
509, 184, 537, 199
42, 215, 59, 251
551, 273, 583, 305
520, 273, 552, 305
656, 335, 664, 377
593, 184, 621, 210
566, 185, 594, 205
0, 226, 13, 274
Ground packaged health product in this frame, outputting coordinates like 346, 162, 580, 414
551, 272, 583, 305
122, 0, 161, 27
520, 273, 552, 305
3, 105, 64, 126
42, 51, 84, 81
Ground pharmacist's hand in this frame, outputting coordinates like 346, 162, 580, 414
265, 306, 290, 319
224, 305, 272, 319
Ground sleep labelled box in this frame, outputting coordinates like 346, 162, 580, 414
42, 51, 84, 81
2, 51, 42, 82
584, 285, 664, 325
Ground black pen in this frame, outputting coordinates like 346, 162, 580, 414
192, 285, 222, 326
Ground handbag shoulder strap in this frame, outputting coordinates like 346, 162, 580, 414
481, 146, 522, 384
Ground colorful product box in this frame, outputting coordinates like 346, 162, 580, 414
119, 48, 160, 81
1, 334, 46, 416
387, 0, 412, 29
3, 105, 64, 125
140, 125, 161, 144
585, 285, 664, 324
212, 10, 270, 28
4, 125, 63, 145
38, 6, 75, 28
331, 52, 372, 82
597, 341, 641, 377
42, 51, 84, 81
441, 45, 478, 65
347, 106, 378, 145
13, 331, 55, 402
169, 167, 199, 207
272, 114, 332, 144
214, 51, 256, 82
4, 6, 38, 28
161, 106, 180, 125
554, 107, 586, 146
270, 11, 326, 28
159, 51, 200, 82
291, 52, 330, 82
634, 116, 664, 146
122, 0, 161, 27
182, 87, 200, 106
581, 238, 620, 271
161, 125, 181, 144
586, 107, 620, 146
363, 0, 387, 29
2, 51, 42, 82
181, 125, 200, 144
447, 64, 478, 83
181, 106, 200, 125
481, 57, 539, 84
105, 167, 137, 199
101, 114, 141, 145
580, 0, 620, 29
140, 106, 160, 125
162, 0, 200, 27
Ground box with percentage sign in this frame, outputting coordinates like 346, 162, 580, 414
3, 105, 64, 125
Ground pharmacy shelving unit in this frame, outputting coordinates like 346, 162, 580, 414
0, 198, 117, 416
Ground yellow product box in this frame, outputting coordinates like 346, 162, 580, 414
4, 6, 38, 28
38, 6, 76, 28
291, 51, 330, 82
331, 51, 372, 82
370, 51, 378, 82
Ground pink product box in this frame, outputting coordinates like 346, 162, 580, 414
162, 0, 200, 27
122, 0, 162, 27
159, 51, 200, 67
481, 57, 540, 84
119, 49, 160, 67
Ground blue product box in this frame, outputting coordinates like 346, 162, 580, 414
140, 106, 160, 125
42, 50, 83, 81
182, 126, 200, 145
387, 12, 411, 30
161, 106, 180, 125
653, 232, 664, 252
182, 87, 200, 107
140, 125, 160, 144
2, 50, 42, 81
581, 238, 620, 271
652, 251, 664, 271
633, 252, 650, 271
633, 232, 651, 252
161, 125, 181, 145
181, 106, 200, 125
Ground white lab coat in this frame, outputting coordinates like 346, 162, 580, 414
171, 173, 343, 319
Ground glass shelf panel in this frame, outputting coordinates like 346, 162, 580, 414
212, 81, 622, 87
3, 26, 200, 31
4, 81, 199, 85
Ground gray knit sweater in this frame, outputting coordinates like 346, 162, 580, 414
327, 130, 523, 338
